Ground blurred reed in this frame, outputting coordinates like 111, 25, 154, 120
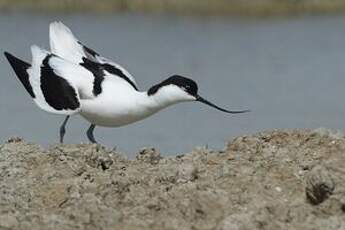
1, 0, 345, 16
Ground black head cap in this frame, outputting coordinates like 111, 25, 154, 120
148, 75, 198, 96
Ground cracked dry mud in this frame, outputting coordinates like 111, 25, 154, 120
0, 129, 345, 230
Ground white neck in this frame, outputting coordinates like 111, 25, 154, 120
136, 86, 196, 116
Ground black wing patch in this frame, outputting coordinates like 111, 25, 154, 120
102, 63, 138, 91
80, 58, 105, 96
4, 52, 36, 98
41, 55, 80, 111
77, 42, 138, 92
80, 57, 138, 96
78, 41, 99, 59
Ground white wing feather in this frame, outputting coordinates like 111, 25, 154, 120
48, 56, 95, 99
49, 21, 138, 88
49, 22, 86, 63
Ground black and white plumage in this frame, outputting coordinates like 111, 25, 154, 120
4, 22, 249, 144
49, 22, 138, 92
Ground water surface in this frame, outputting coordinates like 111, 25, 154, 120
1, 13, 345, 156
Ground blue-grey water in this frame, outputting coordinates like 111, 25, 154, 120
1, 13, 345, 156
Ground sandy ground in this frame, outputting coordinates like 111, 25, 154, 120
0, 128, 345, 229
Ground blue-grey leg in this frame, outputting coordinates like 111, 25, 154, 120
86, 124, 97, 143
59, 115, 70, 144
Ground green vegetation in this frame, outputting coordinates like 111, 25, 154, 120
1, 0, 345, 16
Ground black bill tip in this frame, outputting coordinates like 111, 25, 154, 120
196, 95, 250, 114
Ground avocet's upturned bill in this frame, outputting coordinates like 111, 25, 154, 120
4, 22, 250, 144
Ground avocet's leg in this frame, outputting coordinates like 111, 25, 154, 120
86, 124, 97, 144
59, 115, 70, 144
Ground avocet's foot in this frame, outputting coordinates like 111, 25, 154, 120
59, 115, 70, 144
86, 124, 97, 144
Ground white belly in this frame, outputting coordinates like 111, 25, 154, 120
80, 99, 159, 127
80, 107, 155, 127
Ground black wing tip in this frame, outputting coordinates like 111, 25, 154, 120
4, 51, 28, 66
4, 51, 35, 98
4, 51, 13, 60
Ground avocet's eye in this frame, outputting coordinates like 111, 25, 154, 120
184, 85, 190, 91
181, 86, 188, 91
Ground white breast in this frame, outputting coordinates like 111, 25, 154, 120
79, 77, 159, 127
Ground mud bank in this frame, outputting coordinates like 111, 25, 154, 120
0, 129, 345, 229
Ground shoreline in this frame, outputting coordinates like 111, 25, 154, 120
0, 128, 344, 229
2, 1, 345, 17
